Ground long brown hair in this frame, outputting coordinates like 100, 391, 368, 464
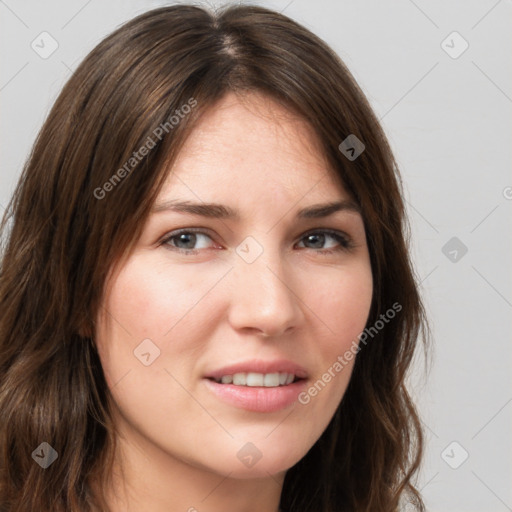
0, 4, 428, 511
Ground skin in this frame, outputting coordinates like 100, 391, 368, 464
94, 91, 373, 512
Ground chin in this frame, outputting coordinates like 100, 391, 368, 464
203, 438, 309, 479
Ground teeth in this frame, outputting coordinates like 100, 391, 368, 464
263, 373, 280, 387
214, 372, 297, 387
246, 372, 263, 386
233, 373, 247, 385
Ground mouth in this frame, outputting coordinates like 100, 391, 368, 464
203, 360, 309, 413
207, 372, 304, 387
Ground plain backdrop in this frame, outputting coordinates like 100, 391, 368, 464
1, 1, 511, 511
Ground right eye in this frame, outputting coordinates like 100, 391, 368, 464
161, 228, 218, 255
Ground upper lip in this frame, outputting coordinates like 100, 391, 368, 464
205, 359, 308, 380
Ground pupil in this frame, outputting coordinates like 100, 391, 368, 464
307, 234, 324, 248
178, 233, 195, 249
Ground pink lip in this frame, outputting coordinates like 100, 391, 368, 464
203, 378, 307, 413
204, 359, 308, 380
203, 359, 309, 413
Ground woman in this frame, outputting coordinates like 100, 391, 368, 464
0, 4, 428, 511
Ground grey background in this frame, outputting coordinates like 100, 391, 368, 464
1, 1, 511, 510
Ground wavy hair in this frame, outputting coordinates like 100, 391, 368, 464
0, 4, 428, 511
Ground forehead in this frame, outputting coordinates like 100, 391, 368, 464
157, 91, 347, 204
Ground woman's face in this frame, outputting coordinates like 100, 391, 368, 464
95, 91, 373, 480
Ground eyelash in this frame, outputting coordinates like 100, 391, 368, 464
160, 228, 353, 255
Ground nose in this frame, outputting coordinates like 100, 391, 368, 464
227, 245, 304, 338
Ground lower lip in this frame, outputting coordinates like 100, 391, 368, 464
203, 378, 307, 413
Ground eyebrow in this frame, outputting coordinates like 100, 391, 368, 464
151, 199, 361, 219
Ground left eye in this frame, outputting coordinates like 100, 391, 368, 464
297, 231, 351, 251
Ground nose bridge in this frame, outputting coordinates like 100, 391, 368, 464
228, 236, 301, 336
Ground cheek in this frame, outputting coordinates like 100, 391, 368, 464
102, 256, 227, 339
305, 261, 372, 399
107, 260, 192, 334
320, 261, 373, 344
94, 258, 213, 425
95, 256, 230, 385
